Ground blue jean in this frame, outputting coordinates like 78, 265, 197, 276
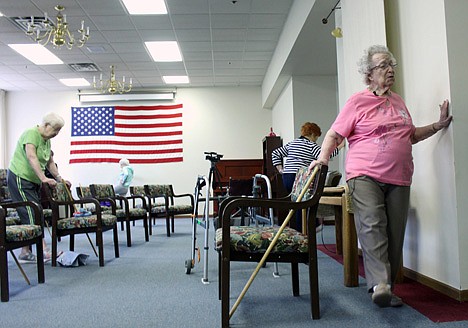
282, 173, 304, 231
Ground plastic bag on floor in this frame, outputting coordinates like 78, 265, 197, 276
57, 251, 90, 267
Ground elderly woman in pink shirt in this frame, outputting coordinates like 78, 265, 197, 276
310, 45, 452, 308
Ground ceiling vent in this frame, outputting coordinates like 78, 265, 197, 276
69, 63, 100, 72
8, 16, 53, 33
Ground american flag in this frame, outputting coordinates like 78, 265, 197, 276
69, 104, 183, 164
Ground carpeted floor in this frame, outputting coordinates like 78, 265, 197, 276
1, 219, 467, 327
317, 244, 468, 323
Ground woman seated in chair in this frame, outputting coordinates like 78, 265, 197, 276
114, 158, 134, 196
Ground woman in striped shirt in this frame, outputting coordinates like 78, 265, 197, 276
272, 122, 342, 231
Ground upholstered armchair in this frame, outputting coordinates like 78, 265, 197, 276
216, 165, 328, 327
144, 184, 194, 237
90, 184, 149, 247
139, 185, 166, 235
1, 201, 45, 302
45, 182, 119, 267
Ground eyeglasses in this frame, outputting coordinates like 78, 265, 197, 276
370, 62, 397, 71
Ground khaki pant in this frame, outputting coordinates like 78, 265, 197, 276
347, 176, 410, 291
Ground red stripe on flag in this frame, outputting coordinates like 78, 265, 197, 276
114, 131, 182, 137
70, 140, 182, 146
114, 104, 183, 111
70, 148, 183, 155
115, 122, 182, 129
114, 113, 182, 120
69, 157, 183, 164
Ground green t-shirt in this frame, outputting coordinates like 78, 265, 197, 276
9, 126, 51, 185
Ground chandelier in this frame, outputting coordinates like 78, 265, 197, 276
93, 65, 133, 94
25, 5, 89, 49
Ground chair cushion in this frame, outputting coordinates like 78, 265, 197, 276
56, 214, 117, 230
151, 206, 166, 214
146, 185, 172, 197
115, 208, 147, 218
215, 226, 308, 253
91, 184, 115, 198
43, 208, 53, 218
5, 216, 21, 225
168, 205, 193, 215
291, 167, 317, 202
131, 186, 146, 195
6, 224, 42, 242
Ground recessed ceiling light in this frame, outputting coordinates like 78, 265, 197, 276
8, 44, 63, 65
59, 78, 90, 87
163, 76, 189, 84
121, 0, 167, 15
145, 41, 182, 62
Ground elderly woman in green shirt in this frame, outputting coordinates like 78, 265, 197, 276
7, 112, 69, 263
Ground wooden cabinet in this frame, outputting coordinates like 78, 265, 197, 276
262, 136, 283, 177
262, 136, 288, 223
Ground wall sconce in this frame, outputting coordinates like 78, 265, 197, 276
331, 27, 343, 38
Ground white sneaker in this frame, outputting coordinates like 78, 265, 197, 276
18, 252, 37, 264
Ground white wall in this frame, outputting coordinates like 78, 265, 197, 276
386, 0, 460, 289
271, 78, 294, 143
292, 75, 341, 172
444, 0, 468, 290
5, 87, 271, 198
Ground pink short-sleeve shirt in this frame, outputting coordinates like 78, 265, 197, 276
332, 89, 416, 186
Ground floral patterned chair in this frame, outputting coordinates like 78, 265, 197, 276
76, 186, 117, 214
90, 184, 149, 247
45, 182, 119, 267
0, 169, 20, 226
0, 201, 45, 302
216, 165, 328, 327
144, 184, 194, 237
130, 186, 162, 236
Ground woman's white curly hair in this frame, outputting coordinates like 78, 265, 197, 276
357, 45, 396, 85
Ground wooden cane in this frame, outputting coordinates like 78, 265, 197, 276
229, 165, 320, 318
64, 183, 98, 257
10, 251, 31, 285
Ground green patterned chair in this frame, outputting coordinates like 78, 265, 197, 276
144, 184, 194, 237
45, 182, 119, 267
216, 165, 328, 327
0, 169, 20, 225
90, 184, 149, 247
1, 201, 45, 302
76, 186, 117, 214
130, 186, 163, 236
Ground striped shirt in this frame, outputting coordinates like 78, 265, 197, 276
271, 136, 339, 174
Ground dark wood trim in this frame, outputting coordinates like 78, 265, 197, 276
403, 267, 468, 302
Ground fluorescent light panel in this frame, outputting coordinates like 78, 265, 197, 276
145, 41, 182, 62
8, 44, 63, 65
163, 76, 189, 84
60, 78, 90, 87
121, 0, 167, 14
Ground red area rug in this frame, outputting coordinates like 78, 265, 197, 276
317, 244, 468, 323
